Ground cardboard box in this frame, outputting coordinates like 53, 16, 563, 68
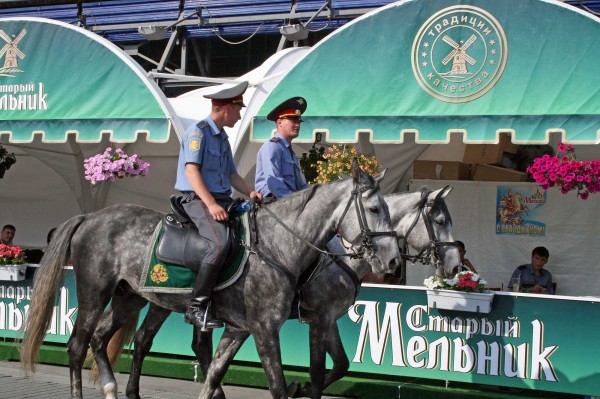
413, 161, 471, 180
472, 164, 528, 182
463, 135, 519, 165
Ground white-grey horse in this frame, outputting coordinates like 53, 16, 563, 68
119, 186, 459, 399
21, 160, 401, 399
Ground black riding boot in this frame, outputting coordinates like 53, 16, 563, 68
185, 262, 224, 330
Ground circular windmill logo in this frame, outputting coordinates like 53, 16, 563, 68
411, 5, 507, 103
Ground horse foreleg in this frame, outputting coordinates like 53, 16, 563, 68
125, 304, 171, 399
322, 323, 349, 389
198, 329, 250, 399
288, 322, 349, 399
192, 328, 226, 399
250, 328, 289, 399
307, 322, 329, 399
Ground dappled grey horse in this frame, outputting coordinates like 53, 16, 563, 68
285, 186, 460, 399
118, 186, 459, 399
21, 160, 401, 399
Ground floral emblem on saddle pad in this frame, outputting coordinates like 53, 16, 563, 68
150, 264, 169, 284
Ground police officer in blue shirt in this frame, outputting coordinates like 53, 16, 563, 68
255, 97, 310, 199
175, 81, 262, 329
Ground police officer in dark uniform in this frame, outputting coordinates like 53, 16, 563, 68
175, 81, 262, 329
255, 97, 309, 199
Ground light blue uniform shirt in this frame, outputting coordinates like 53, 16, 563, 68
255, 132, 309, 198
175, 117, 237, 194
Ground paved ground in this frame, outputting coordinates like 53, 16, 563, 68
0, 360, 277, 399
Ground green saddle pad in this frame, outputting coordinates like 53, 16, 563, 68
139, 214, 250, 293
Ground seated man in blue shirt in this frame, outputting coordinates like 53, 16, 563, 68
175, 81, 262, 330
255, 97, 310, 200
508, 246, 554, 294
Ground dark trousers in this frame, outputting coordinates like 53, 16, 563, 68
182, 192, 232, 265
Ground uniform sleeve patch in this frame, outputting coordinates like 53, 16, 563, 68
188, 131, 203, 151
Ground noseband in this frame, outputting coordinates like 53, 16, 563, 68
402, 193, 455, 268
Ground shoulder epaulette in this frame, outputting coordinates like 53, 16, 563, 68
196, 120, 209, 130
269, 137, 280, 142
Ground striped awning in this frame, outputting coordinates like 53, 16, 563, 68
0, 17, 182, 143
252, 0, 600, 144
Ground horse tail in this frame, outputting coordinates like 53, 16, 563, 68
21, 214, 86, 375
88, 311, 139, 384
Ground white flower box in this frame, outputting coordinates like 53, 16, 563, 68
0, 264, 28, 281
426, 289, 494, 313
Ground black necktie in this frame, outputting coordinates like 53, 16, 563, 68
288, 144, 300, 190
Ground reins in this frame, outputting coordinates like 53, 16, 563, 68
244, 179, 396, 280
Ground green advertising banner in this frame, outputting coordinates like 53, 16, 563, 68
1, 270, 599, 396
252, 0, 600, 144
0, 17, 179, 142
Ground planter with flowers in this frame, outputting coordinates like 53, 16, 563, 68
84, 147, 150, 185
424, 271, 494, 313
0, 244, 28, 281
310, 144, 382, 184
527, 142, 600, 200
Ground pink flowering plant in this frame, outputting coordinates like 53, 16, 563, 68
0, 244, 26, 266
527, 142, 600, 200
424, 271, 488, 293
84, 147, 150, 185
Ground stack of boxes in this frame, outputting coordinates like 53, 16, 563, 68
413, 135, 529, 182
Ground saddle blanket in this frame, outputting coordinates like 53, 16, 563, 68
139, 214, 250, 293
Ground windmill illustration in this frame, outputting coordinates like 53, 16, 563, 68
441, 34, 476, 75
0, 29, 27, 69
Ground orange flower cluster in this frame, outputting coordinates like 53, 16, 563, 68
313, 144, 382, 184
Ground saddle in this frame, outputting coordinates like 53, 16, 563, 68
156, 195, 244, 272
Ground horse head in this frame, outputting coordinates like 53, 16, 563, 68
335, 160, 401, 275
387, 186, 461, 278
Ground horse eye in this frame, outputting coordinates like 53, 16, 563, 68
369, 206, 379, 214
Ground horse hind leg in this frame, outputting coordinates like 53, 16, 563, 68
89, 283, 147, 399
125, 304, 171, 399
67, 305, 108, 399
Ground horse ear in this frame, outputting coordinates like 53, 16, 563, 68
429, 186, 452, 203
439, 185, 453, 199
374, 169, 387, 183
351, 158, 362, 182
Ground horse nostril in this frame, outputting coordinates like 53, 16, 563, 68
389, 258, 400, 272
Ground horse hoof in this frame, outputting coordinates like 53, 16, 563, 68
102, 382, 117, 399
287, 381, 301, 398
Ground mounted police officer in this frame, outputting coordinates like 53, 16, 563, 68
255, 97, 309, 200
175, 81, 262, 330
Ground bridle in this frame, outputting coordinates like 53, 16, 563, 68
401, 189, 456, 268
335, 180, 397, 259
248, 177, 397, 280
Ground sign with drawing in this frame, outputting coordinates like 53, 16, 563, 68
496, 185, 546, 236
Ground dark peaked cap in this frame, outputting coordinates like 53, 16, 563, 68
203, 81, 248, 106
267, 97, 307, 121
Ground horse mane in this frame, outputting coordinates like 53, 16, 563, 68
262, 176, 353, 214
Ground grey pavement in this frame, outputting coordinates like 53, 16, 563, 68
0, 360, 350, 399
0, 360, 273, 399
